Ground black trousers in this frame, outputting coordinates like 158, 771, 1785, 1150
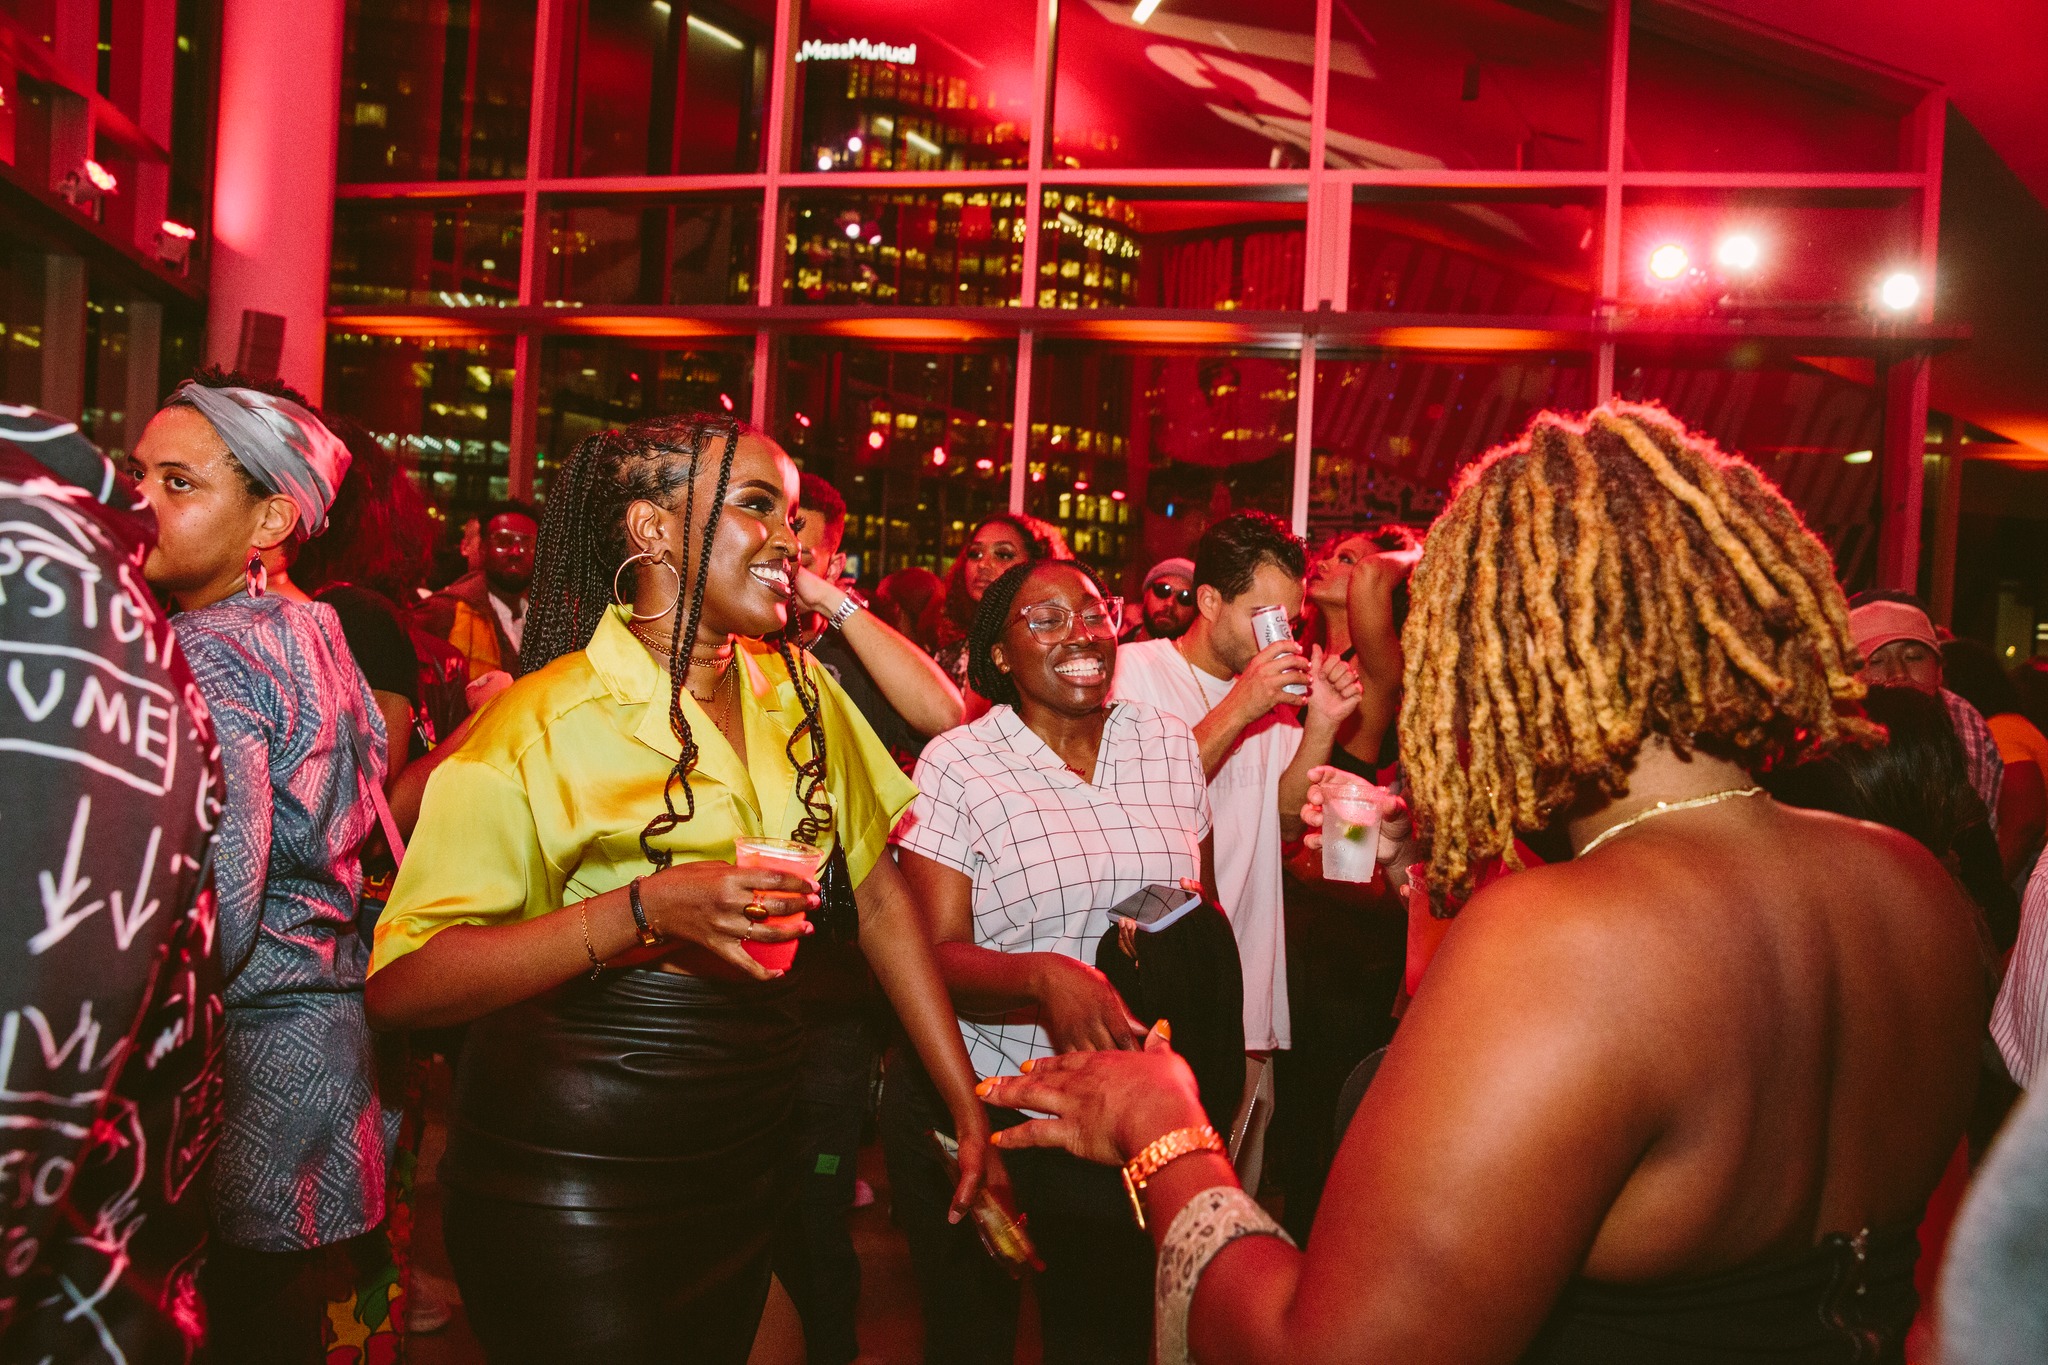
771, 1010, 878, 1365
201, 1231, 385, 1365
441, 966, 802, 1365
878, 1044, 1154, 1365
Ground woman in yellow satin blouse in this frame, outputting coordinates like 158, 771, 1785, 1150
366, 415, 990, 1365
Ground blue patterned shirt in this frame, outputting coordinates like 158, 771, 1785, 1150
174, 593, 387, 1251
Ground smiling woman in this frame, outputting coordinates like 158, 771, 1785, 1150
883, 558, 1233, 1365
363, 414, 991, 1364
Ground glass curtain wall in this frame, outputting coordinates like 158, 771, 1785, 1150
328, 0, 1944, 598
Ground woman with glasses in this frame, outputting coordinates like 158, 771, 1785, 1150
885, 559, 1224, 1364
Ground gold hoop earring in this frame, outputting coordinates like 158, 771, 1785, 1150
613, 552, 681, 622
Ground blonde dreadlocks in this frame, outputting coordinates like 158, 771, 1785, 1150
1398, 401, 1876, 902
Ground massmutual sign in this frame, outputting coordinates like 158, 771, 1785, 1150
794, 37, 918, 65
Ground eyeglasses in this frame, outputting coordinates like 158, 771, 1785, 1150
1018, 600, 1123, 642
1145, 580, 1194, 606
488, 529, 535, 549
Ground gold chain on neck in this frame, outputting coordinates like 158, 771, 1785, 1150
1578, 787, 1766, 858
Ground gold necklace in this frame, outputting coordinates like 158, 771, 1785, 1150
1579, 787, 1766, 858
629, 621, 734, 671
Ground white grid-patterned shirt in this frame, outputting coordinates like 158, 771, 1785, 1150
894, 701, 1211, 1080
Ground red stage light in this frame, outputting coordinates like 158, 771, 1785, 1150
1647, 243, 1689, 281
1074, 479, 1088, 491
867, 429, 885, 450
975, 458, 994, 471
931, 446, 947, 466
1110, 490, 1126, 501
159, 219, 198, 240
84, 160, 117, 192
719, 392, 735, 411
795, 413, 811, 427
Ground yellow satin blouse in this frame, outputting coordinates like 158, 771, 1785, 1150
370, 606, 918, 973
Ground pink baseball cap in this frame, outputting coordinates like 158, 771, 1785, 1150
1848, 599, 1940, 658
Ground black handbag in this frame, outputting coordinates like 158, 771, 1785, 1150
812, 838, 861, 947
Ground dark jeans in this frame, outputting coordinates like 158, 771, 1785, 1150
201, 1231, 385, 1365
878, 1044, 1153, 1365
771, 1011, 878, 1365
1272, 865, 1405, 1241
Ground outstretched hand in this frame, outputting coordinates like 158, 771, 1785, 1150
977, 1022, 1209, 1167
1300, 765, 1412, 857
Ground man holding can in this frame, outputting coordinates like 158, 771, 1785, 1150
1111, 511, 1361, 1187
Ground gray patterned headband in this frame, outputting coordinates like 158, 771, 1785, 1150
171, 381, 350, 537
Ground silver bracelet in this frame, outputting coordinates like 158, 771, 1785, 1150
826, 594, 865, 631
1155, 1184, 1296, 1365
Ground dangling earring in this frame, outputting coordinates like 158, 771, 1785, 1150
612, 551, 680, 621
245, 548, 268, 599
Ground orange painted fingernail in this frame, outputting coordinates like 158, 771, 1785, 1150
1158, 1019, 1172, 1040
1020, 1059, 1034, 1073
974, 1079, 992, 1097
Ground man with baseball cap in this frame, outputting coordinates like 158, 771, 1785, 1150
1125, 555, 1198, 642
1848, 589, 2003, 818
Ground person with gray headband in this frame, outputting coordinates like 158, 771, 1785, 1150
128, 368, 392, 1363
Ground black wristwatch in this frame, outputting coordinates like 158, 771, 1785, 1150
627, 876, 662, 948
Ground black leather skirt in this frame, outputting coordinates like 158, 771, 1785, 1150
442, 966, 802, 1364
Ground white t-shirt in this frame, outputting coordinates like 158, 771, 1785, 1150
893, 701, 1211, 1079
1112, 637, 1301, 1050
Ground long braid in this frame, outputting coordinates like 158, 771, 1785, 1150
775, 628, 834, 846
641, 420, 739, 867
1399, 400, 1879, 901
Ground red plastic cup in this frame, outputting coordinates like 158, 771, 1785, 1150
732, 837, 827, 972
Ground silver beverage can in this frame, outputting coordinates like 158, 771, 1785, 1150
1250, 604, 1308, 695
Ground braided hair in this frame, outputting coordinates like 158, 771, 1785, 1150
1398, 401, 1877, 901
521, 414, 834, 868
965, 559, 1111, 709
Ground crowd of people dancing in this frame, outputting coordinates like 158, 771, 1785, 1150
3, 370, 2047, 1365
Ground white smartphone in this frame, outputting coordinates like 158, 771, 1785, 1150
1107, 883, 1204, 934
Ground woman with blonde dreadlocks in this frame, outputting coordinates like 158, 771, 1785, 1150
974, 401, 1986, 1365
366, 415, 990, 1363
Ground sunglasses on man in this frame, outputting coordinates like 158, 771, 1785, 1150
1145, 579, 1194, 607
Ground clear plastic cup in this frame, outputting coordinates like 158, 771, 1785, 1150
1321, 777, 1384, 883
732, 837, 827, 971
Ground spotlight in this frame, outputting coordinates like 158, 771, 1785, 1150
1842, 450, 1874, 465
867, 233, 881, 246
847, 135, 863, 153
1878, 271, 1921, 313
843, 222, 862, 240
817, 152, 835, 171
1110, 490, 1126, 501
795, 413, 811, 428
1715, 233, 1760, 272
1646, 243, 1689, 282
931, 446, 947, 467
867, 429, 885, 450
58, 158, 117, 208
974, 458, 994, 471
1074, 479, 1088, 491
718, 392, 734, 412
152, 219, 197, 273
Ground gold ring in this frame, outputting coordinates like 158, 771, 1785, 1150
745, 899, 769, 917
